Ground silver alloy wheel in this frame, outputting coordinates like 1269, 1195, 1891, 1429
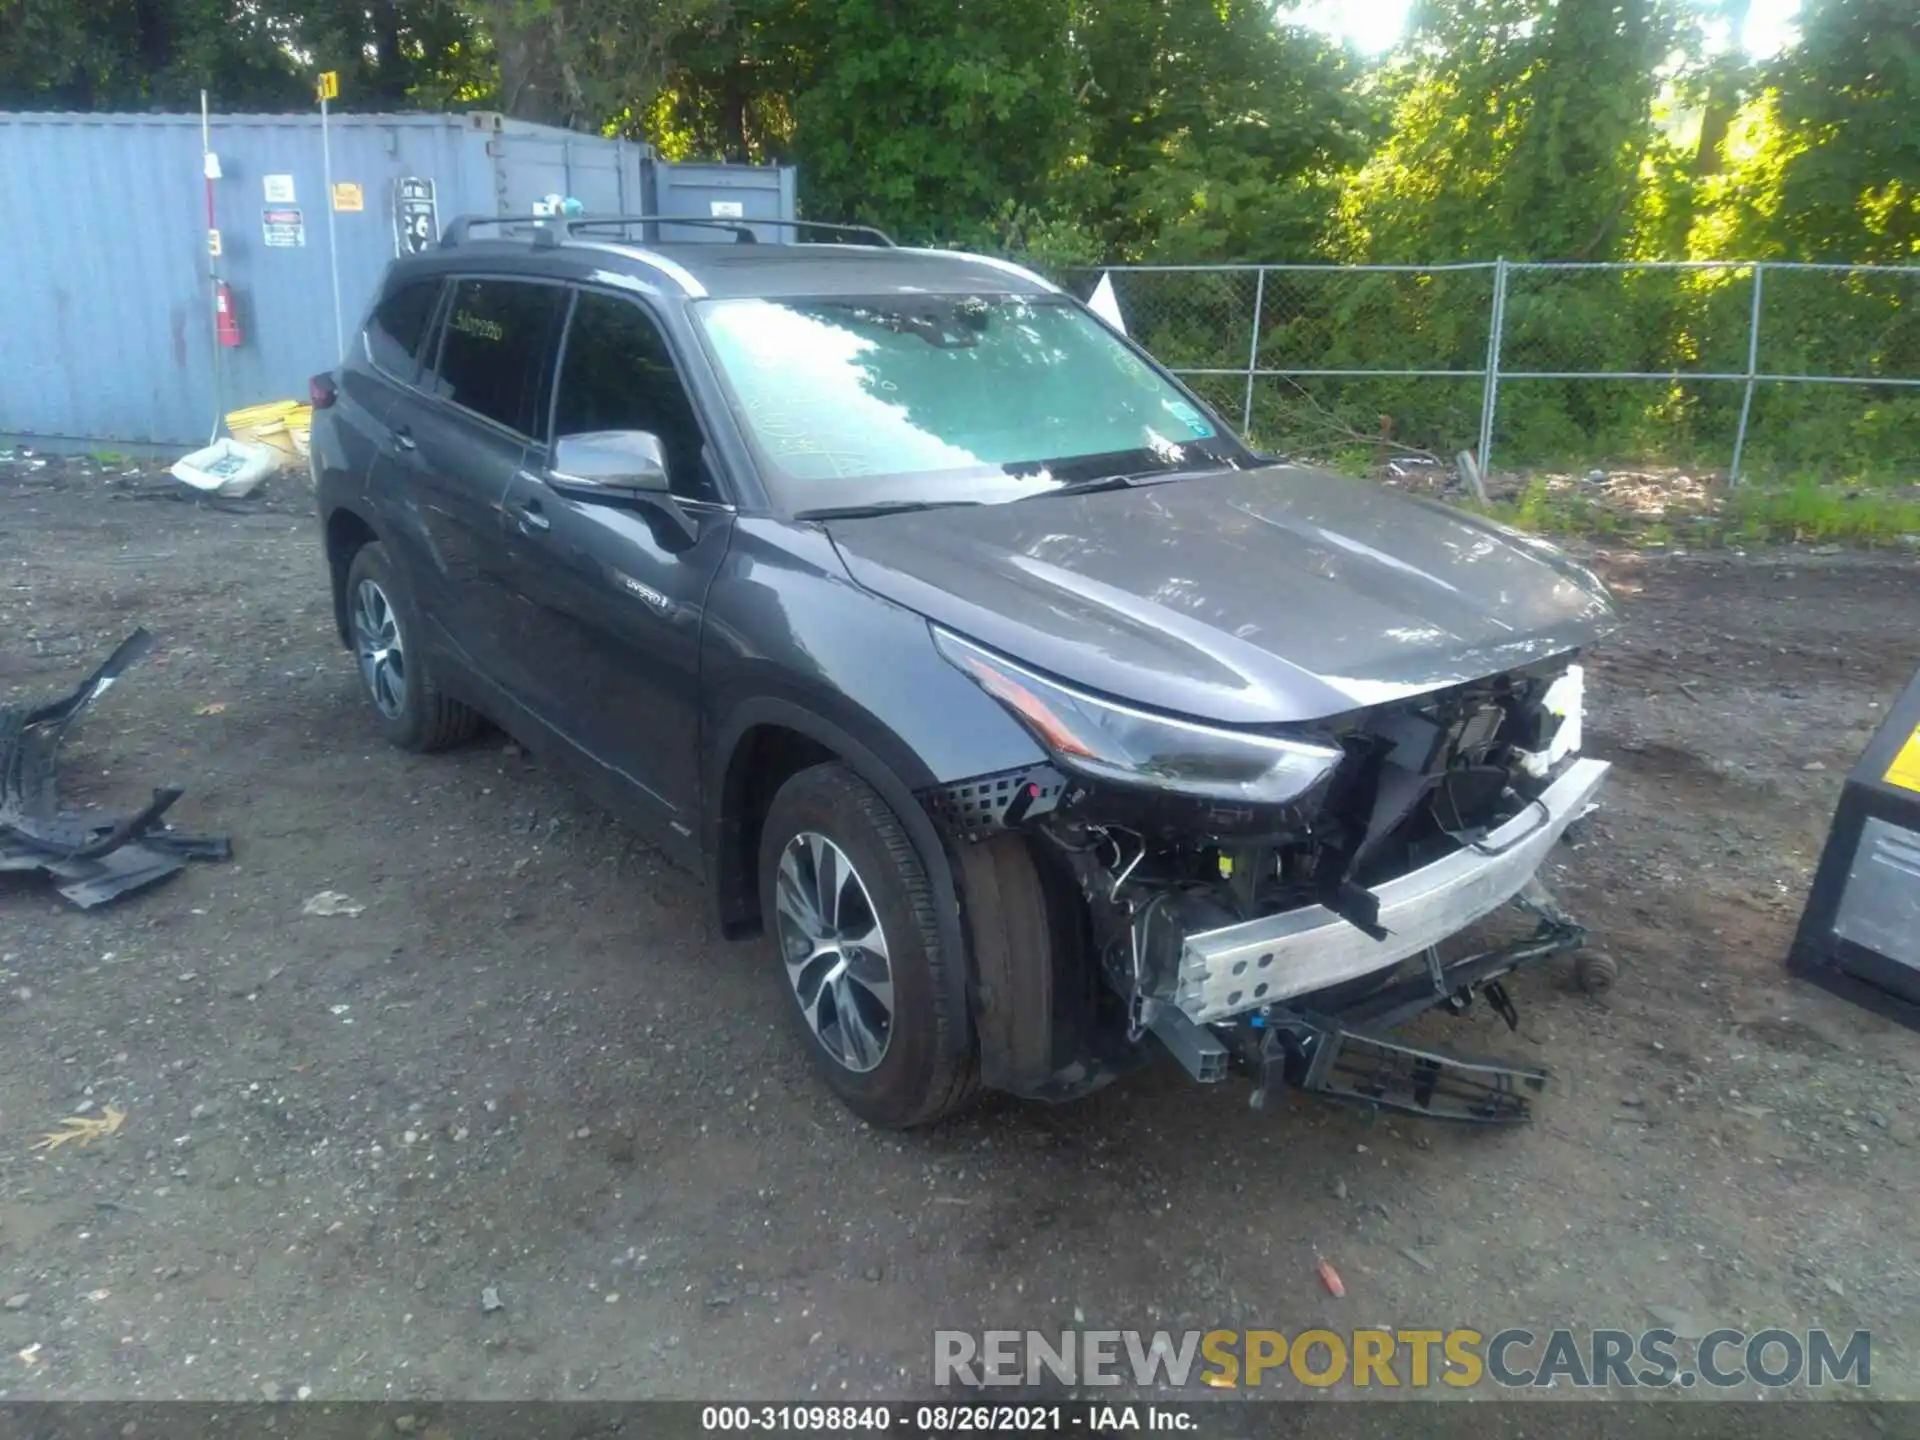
352, 578, 407, 720
774, 831, 895, 1073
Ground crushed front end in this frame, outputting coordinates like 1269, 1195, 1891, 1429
925, 637, 1607, 1122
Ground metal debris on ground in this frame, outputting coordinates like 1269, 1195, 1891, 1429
0, 629, 231, 908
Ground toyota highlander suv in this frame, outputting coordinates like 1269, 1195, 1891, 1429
309, 215, 1617, 1128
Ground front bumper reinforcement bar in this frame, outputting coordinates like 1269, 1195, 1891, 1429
1174, 757, 1609, 1023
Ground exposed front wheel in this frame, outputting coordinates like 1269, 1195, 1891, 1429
758, 762, 978, 1128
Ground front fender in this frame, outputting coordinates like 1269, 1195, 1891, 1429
700, 518, 1045, 800
699, 521, 1052, 1067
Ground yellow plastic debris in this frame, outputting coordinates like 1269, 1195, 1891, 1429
226, 400, 312, 469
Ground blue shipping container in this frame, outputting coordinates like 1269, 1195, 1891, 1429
0, 110, 795, 447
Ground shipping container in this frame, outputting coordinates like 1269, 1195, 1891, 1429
0, 110, 796, 447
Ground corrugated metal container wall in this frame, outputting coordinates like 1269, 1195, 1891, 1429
646, 162, 798, 243
0, 112, 672, 447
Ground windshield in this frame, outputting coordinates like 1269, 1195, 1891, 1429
693, 294, 1247, 512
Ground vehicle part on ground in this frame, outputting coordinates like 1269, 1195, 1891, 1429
0, 630, 231, 909
1789, 664, 1920, 1032
1576, 948, 1619, 995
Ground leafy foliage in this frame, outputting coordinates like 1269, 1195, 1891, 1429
0, 0, 1914, 480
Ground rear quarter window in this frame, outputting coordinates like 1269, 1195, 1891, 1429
365, 278, 443, 379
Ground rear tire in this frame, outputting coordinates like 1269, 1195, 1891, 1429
344, 541, 481, 753
757, 762, 978, 1128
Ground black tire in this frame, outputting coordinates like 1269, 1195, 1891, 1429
343, 541, 481, 753
757, 762, 978, 1128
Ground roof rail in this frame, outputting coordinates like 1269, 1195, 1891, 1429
438, 215, 561, 248
439, 214, 896, 250
567, 216, 897, 247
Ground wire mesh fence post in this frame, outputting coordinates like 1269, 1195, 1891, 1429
1730, 263, 1766, 485
1478, 257, 1509, 476
1241, 268, 1267, 436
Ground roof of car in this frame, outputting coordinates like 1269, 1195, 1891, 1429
404, 236, 1058, 301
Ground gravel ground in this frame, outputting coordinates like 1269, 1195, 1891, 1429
1, 453, 1917, 1408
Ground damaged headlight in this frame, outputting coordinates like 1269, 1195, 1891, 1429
934, 628, 1345, 806
1516, 663, 1584, 778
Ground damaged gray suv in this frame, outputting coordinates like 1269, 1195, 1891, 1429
310, 216, 1617, 1128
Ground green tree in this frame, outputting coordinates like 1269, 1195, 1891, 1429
1760, 0, 1919, 263
1063, 0, 1368, 261
788, 0, 1080, 243
0, 0, 304, 109
1341, 0, 1680, 262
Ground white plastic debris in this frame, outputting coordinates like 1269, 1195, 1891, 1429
170, 437, 276, 498
301, 890, 365, 917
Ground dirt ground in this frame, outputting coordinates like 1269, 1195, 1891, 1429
1, 452, 1917, 1408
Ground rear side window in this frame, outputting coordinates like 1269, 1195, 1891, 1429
365, 278, 442, 378
430, 279, 566, 435
551, 291, 719, 501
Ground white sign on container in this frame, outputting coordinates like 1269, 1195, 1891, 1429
263, 173, 297, 204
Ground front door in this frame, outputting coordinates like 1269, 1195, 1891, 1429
499, 286, 735, 836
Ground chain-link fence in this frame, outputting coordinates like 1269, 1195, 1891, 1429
1061, 261, 1920, 482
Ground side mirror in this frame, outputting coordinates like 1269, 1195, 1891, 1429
548, 430, 670, 502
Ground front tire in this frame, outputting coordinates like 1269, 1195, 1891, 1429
344, 542, 481, 753
757, 762, 978, 1128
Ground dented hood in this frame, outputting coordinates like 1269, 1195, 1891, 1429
825, 464, 1618, 725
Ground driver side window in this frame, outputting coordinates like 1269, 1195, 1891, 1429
552, 291, 720, 502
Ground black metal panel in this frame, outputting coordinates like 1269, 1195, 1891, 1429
1787, 665, 1920, 1030
923, 765, 1069, 843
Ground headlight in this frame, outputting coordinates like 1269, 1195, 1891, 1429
934, 628, 1345, 807
1517, 663, 1583, 779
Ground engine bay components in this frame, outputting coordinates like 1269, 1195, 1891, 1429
927, 652, 1607, 1122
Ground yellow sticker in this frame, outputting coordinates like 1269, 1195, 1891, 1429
332, 182, 364, 212
1885, 725, 1920, 793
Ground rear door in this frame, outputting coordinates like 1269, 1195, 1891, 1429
384, 276, 569, 692
323, 276, 442, 537
498, 286, 736, 832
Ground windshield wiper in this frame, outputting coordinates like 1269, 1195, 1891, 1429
1027, 465, 1240, 500
795, 499, 984, 521
1016, 474, 1139, 500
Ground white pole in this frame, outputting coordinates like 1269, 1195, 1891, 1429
203, 89, 222, 443
321, 92, 345, 360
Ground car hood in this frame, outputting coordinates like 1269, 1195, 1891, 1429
824, 464, 1618, 725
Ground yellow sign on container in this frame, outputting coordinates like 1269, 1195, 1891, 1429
332, 182, 364, 212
